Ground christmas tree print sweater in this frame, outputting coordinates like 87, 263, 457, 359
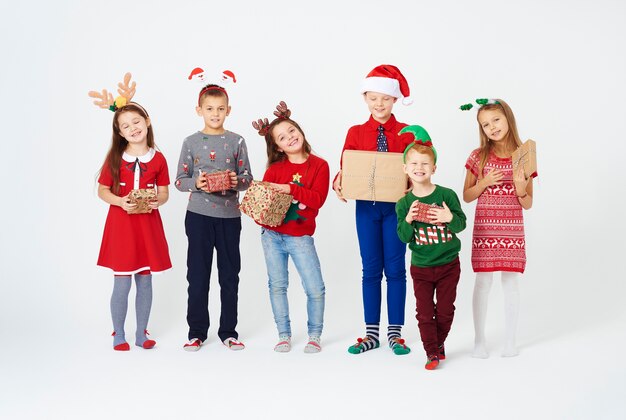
396, 186, 467, 267
261, 154, 330, 237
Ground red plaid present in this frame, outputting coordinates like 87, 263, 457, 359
413, 201, 444, 225
240, 181, 293, 227
204, 170, 231, 193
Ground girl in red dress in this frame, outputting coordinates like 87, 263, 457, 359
95, 90, 171, 351
462, 99, 535, 358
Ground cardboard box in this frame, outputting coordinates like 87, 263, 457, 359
341, 150, 408, 202
204, 170, 232, 193
240, 181, 293, 227
127, 188, 156, 214
512, 139, 537, 179
413, 201, 444, 226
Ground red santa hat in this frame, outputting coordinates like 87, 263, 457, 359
361, 64, 413, 105
222, 70, 237, 83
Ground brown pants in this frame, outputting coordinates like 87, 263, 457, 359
410, 258, 461, 356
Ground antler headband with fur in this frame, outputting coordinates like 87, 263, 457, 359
459, 98, 500, 111
251, 101, 292, 136
88, 72, 136, 112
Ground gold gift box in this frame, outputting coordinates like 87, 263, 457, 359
127, 188, 156, 214
340, 150, 408, 203
240, 181, 293, 227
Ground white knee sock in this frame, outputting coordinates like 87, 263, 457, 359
472, 272, 493, 358
501, 272, 520, 357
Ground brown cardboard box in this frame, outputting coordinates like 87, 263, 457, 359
240, 181, 293, 227
127, 188, 156, 214
512, 139, 537, 178
340, 150, 408, 202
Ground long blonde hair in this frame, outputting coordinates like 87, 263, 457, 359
476, 99, 522, 176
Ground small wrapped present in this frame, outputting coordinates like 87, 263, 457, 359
341, 150, 408, 203
127, 188, 156, 214
240, 181, 293, 227
512, 139, 537, 179
413, 201, 444, 226
204, 170, 232, 193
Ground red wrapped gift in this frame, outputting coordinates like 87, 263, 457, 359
239, 181, 293, 227
204, 170, 231, 193
412, 201, 444, 226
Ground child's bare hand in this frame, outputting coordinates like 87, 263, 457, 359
405, 200, 420, 224
513, 166, 529, 196
481, 169, 504, 187
333, 171, 347, 203
428, 201, 453, 224
119, 193, 137, 212
229, 171, 238, 188
196, 171, 209, 191
269, 183, 291, 194
148, 199, 159, 210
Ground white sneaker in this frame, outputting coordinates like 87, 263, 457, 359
183, 338, 202, 352
223, 337, 245, 351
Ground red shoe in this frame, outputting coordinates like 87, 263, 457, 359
138, 330, 156, 349
438, 345, 446, 360
183, 338, 202, 352
112, 332, 130, 351
425, 354, 439, 370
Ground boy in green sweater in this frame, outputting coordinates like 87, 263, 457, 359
395, 125, 466, 370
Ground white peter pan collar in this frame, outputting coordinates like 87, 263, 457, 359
122, 148, 156, 163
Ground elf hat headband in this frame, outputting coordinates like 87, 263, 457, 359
459, 98, 500, 111
399, 125, 437, 164
361, 64, 413, 105
252, 101, 291, 136
88, 72, 137, 112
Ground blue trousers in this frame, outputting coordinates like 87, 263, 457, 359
185, 211, 241, 342
355, 200, 407, 326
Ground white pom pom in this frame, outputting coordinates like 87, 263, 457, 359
402, 97, 413, 106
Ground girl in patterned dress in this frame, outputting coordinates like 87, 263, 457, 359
462, 99, 535, 358
96, 100, 171, 351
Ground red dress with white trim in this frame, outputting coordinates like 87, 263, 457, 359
97, 149, 172, 275
465, 148, 537, 273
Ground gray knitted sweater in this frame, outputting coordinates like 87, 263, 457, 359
175, 130, 253, 218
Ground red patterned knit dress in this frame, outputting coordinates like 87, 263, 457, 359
465, 148, 536, 273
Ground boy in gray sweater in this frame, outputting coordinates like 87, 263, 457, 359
175, 83, 253, 351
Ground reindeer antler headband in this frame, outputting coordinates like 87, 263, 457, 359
459, 98, 500, 111
88, 72, 137, 112
252, 101, 292, 136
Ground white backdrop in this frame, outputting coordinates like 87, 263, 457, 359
1, 1, 625, 419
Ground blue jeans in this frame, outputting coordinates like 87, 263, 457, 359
261, 229, 325, 337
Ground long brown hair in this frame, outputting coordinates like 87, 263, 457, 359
475, 98, 522, 176
100, 103, 154, 194
265, 118, 312, 168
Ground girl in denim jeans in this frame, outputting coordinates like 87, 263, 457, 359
251, 102, 330, 353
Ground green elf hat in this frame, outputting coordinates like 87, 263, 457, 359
399, 125, 437, 164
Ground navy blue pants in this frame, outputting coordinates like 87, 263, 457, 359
355, 200, 407, 326
185, 211, 241, 342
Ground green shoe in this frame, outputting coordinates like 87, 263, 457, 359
390, 338, 411, 355
348, 337, 380, 354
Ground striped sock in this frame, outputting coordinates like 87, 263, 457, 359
387, 325, 402, 348
348, 324, 380, 354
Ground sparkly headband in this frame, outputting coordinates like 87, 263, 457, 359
88, 72, 137, 112
252, 101, 291, 136
399, 125, 437, 164
198, 84, 229, 106
459, 98, 500, 111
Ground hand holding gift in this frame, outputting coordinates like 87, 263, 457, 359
427, 201, 452, 225
126, 189, 157, 214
